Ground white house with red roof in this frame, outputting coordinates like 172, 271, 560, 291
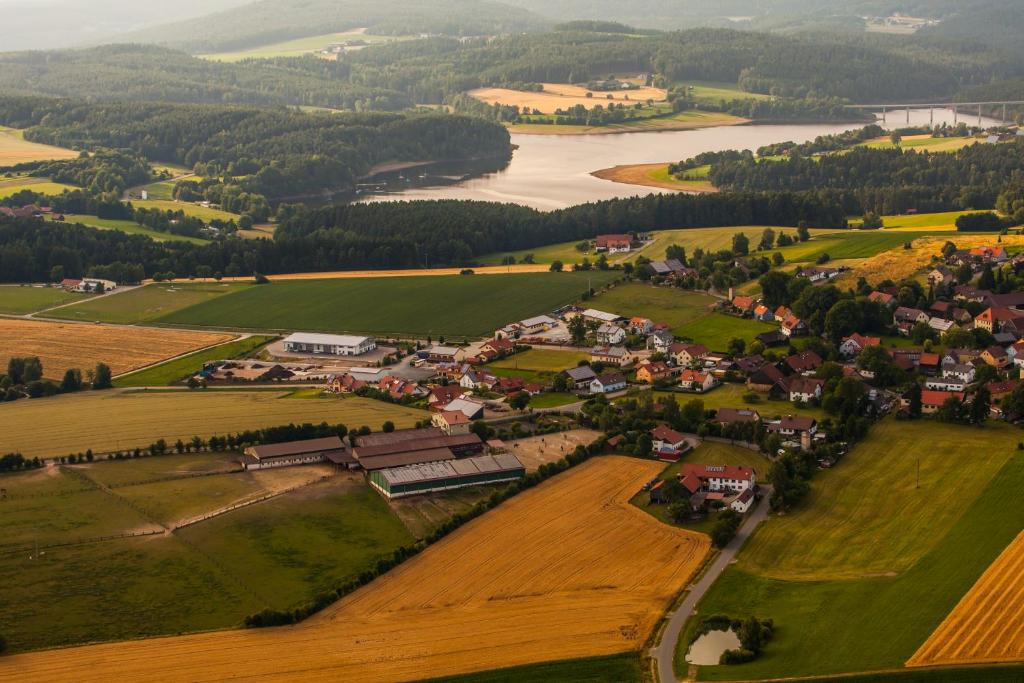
840, 333, 881, 357
678, 463, 757, 496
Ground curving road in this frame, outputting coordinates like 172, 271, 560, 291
651, 489, 772, 682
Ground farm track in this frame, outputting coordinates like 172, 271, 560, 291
908, 530, 1024, 667
0, 457, 709, 682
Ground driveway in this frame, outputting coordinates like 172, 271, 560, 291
651, 488, 772, 682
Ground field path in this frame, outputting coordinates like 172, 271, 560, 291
0, 457, 709, 683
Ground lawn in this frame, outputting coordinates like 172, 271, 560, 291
678, 422, 1024, 680
0, 285, 88, 314
201, 30, 411, 62
527, 392, 581, 409
424, 653, 643, 683
46, 282, 250, 324
674, 313, 776, 350
0, 390, 426, 459
653, 385, 825, 421
684, 81, 773, 103
859, 135, 978, 154
771, 230, 951, 263
114, 335, 274, 386
0, 178, 77, 198
131, 199, 240, 222
490, 349, 590, 373
879, 210, 978, 230
586, 283, 716, 329
63, 214, 210, 244
156, 272, 620, 338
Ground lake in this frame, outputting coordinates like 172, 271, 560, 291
355, 108, 1002, 210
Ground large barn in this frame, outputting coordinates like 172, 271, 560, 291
242, 436, 353, 470
368, 453, 525, 499
282, 332, 376, 356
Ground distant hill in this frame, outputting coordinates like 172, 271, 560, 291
115, 0, 551, 54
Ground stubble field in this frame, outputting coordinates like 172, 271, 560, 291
0, 126, 78, 165
0, 318, 233, 377
470, 82, 667, 114
3, 456, 710, 682
908, 530, 1024, 667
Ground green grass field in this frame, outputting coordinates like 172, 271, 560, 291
586, 283, 716, 328
674, 313, 776, 350
0, 285, 88, 314
684, 81, 773, 103
679, 420, 1024, 680
653, 385, 825, 421
64, 214, 210, 244
424, 652, 643, 683
771, 230, 957, 263
859, 135, 978, 153
81, 452, 241, 488
46, 282, 250, 324
201, 31, 411, 62
0, 179, 77, 198
130, 199, 239, 222
114, 335, 274, 387
490, 349, 591, 373
0, 389, 426, 459
878, 210, 978, 230
526, 392, 581, 408
155, 273, 619, 338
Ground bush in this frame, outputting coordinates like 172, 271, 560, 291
711, 508, 743, 548
720, 648, 757, 665
956, 212, 1004, 232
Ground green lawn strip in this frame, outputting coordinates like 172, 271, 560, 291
653, 386, 825, 421
674, 313, 776, 350
157, 273, 619, 338
179, 483, 413, 611
678, 445, 1024, 680
490, 349, 591, 373
0, 180, 77, 198
64, 214, 210, 244
114, 335, 274, 387
587, 283, 716, 329
45, 282, 250, 324
0, 285, 88, 314
421, 652, 643, 683
527, 392, 580, 409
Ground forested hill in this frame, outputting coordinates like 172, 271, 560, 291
118, 0, 550, 54
0, 45, 411, 111
0, 97, 511, 199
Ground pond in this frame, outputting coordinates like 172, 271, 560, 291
686, 627, 742, 666
352, 108, 1002, 210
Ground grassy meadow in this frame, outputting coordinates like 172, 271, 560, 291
131, 199, 239, 222
0, 177, 77, 199
0, 390, 426, 459
653, 385, 825, 421
0, 126, 78, 165
587, 283, 716, 328
64, 214, 210, 244
0, 285, 88, 314
425, 653, 644, 683
114, 335, 274, 387
201, 30, 410, 62
674, 313, 776, 350
679, 420, 1024, 680
46, 282, 250, 324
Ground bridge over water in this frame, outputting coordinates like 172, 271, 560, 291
845, 101, 1024, 125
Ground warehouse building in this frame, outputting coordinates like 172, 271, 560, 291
352, 428, 485, 471
242, 436, 353, 470
368, 453, 526, 499
282, 332, 377, 356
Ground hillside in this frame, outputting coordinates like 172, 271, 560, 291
116, 0, 551, 54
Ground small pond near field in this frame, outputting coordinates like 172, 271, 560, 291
686, 628, 742, 665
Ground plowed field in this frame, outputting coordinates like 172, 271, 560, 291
0, 456, 709, 682
908, 530, 1024, 667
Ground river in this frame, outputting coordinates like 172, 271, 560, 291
352, 108, 1002, 210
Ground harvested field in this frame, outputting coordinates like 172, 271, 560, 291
841, 234, 1024, 286
470, 83, 666, 114
0, 126, 78, 165
3, 457, 709, 682
0, 390, 425, 459
908, 530, 1024, 667
0, 318, 233, 378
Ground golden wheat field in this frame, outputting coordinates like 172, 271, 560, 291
907, 530, 1024, 667
469, 82, 667, 114
0, 457, 709, 682
0, 318, 232, 377
843, 234, 1024, 286
0, 126, 79, 165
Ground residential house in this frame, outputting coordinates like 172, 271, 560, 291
943, 363, 976, 383
796, 265, 840, 283
563, 365, 598, 392
987, 379, 1021, 402
648, 329, 675, 354
780, 315, 807, 338
747, 364, 786, 393
981, 346, 1010, 369
733, 355, 765, 374
678, 369, 717, 392
928, 267, 954, 287
895, 307, 929, 325
752, 304, 774, 322
766, 415, 818, 448
928, 317, 956, 334
732, 295, 756, 314
595, 234, 633, 253
431, 411, 471, 435
929, 300, 952, 319
591, 345, 633, 367
595, 323, 626, 346
480, 338, 515, 356
590, 372, 627, 394
774, 306, 793, 322
628, 317, 654, 335
670, 342, 710, 367
840, 333, 881, 357
459, 368, 498, 390
714, 407, 761, 427
731, 488, 755, 514
635, 361, 673, 384
918, 352, 941, 375
926, 377, 967, 392
651, 425, 688, 454
867, 291, 895, 307
756, 330, 788, 347
423, 346, 468, 364
918, 390, 965, 414
954, 285, 992, 303
975, 307, 1024, 334
442, 397, 487, 421
789, 377, 825, 403
1009, 340, 1024, 367
679, 463, 757, 496
969, 246, 1008, 263
785, 351, 823, 375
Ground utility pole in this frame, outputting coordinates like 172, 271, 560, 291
916, 457, 920, 489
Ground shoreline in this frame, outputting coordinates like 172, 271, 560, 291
591, 163, 717, 193
505, 116, 750, 136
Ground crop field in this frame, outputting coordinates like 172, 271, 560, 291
114, 335, 274, 386
0, 389, 426, 459
678, 423, 1024, 680
879, 210, 977, 230
0, 318, 233, 379
46, 282, 249, 324
202, 30, 408, 62
908, 530, 1024, 667
5, 457, 710, 682
0, 126, 78, 165
587, 283, 716, 329
63, 214, 209, 244
155, 272, 620, 338
0, 177, 77, 198
0, 285, 87, 314
470, 82, 667, 114
674, 313, 776, 350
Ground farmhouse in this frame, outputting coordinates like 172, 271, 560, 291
747, 364, 786, 393
678, 463, 757, 495
579, 308, 624, 325
242, 436, 353, 470
789, 377, 825, 403
796, 265, 840, 283
731, 295, 755, 314
868, 291, 895, 307
431, 410, 472, 435
679, 368, 716, 392
925, 377, 967, 392
774, 306, 793, 322
563, 365, 598, 391
441, 396, 487, 421
67, 277, 117, 293
757, 330, 788, 347
594, 234, 633, 253
895, 307, 929, 325
714, 407, 761, 427
650, 425, 688, 459
943, 363, 976, 383
752, 304, 773, 322
781, 315, 807, 337
731, 488, 755, 513
428, 384, 466, 408
283, 332, 377, 357
368, 453, 526, 499
648, 329, 675, 354
785, 351, 822, 375
981, 346, 1010, 369
591, 345, 633, 366
352, 428, 485, 471
671, 342, 710, 366
766, 415, 818, 445
519, 315, 558, 334
918, 390, 965, 414
975, 307, 1024, 334
628, 316, 654, 335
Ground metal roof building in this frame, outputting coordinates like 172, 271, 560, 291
368, 453, 526, 499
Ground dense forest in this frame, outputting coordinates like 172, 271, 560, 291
118, 0, 551, 54
0, 189, 848, 281
0, 96, 511, 199
708, 140, 1024, 215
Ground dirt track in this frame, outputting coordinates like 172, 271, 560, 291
1, 456, 709, 682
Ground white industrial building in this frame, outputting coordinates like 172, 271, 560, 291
282, 332, 376, 356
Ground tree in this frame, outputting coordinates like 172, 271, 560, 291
549, 260, 564, 272
509, 391, 530, 410
771, 252, 784, 266
861, 211, 883, 229
823, 299, 861, 342
911, 321, 934, 345
906, 382, 922, 418
797, 223, 810, 242
60, 368, 82, 393
956, 263, 973, 285
978, 264, 996, 290
758, 228, 776, 250
711, 509, 742, 548
732, 232, 749, 256
727, 337, 746, 356
382, 421, 395, 433
92, 362, 112, 390
6, 357, 25, 385
758, 270, 793, 308
969, 386, 990, 425
568, 315, 588, 346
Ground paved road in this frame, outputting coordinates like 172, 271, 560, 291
651, 489, 772, 682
